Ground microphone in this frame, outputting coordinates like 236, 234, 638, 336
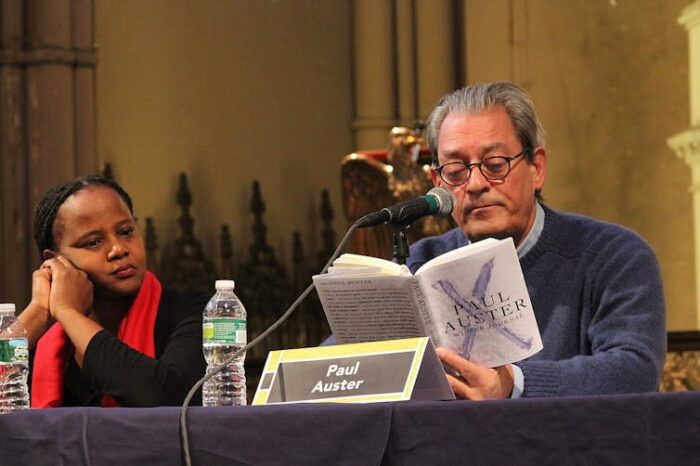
355, 187, 455, 228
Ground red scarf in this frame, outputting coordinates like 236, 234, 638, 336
31, 271, 162, 408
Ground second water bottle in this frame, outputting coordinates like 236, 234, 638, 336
202, 280, 247, 406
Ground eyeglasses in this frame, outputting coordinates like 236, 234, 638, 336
433, 148, 529, 187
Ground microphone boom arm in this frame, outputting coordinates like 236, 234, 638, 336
392, 223, 411, 265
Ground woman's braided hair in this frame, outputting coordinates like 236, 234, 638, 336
33, 175, 134, 257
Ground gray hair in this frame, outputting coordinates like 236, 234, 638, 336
426, 82, 546, 165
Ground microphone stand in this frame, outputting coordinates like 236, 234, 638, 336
392, 223, 411, 265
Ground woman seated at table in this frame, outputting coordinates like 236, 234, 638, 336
19, 175, 207, 407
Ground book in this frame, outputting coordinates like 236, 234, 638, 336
312, 237, 543, 367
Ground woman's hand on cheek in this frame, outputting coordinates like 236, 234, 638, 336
42, 256, 93, 321
18, 267, 56, 345
30, 266, 52, 318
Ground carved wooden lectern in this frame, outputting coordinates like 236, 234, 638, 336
341, 126, 453, 260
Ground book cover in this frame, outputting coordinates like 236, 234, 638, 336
313, 237, 543, 367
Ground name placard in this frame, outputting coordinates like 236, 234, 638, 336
252, 337, 454, 405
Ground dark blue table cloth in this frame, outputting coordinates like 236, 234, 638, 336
1, 391, 698, 465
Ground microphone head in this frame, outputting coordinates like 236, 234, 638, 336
426, 187, 455, 217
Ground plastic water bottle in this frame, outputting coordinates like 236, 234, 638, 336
0, 304, 29, 413
202, 280, 247, 406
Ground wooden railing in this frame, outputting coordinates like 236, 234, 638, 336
660, 331, 700, 392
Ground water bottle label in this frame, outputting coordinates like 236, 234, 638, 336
203, 319, 246, 345
0, 338, 28, 363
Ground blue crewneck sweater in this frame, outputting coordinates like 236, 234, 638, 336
407, 204, 667, 397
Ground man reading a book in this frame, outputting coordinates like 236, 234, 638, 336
408, 81, 666, 399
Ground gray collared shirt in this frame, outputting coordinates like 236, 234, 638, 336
516, 202, 545, 259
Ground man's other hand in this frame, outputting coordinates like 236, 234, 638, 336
436, 347, 514, 400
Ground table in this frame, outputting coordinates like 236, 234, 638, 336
1, 391, 698, 465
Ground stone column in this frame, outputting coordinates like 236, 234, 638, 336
0, 0, 31, 305
0, 0, 96, 305
26, 0, 78, 202
72, 0, 97, 175
414, 0, 456, 117
352, 0, 462, 146
395, 0, 417, 128
352, 0, 396, 150
667, 1, 700, 326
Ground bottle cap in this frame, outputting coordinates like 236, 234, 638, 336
215, 280, 235, 290
0, 303, 15, 314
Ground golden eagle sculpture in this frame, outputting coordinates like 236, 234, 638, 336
342, 125, 453, 260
